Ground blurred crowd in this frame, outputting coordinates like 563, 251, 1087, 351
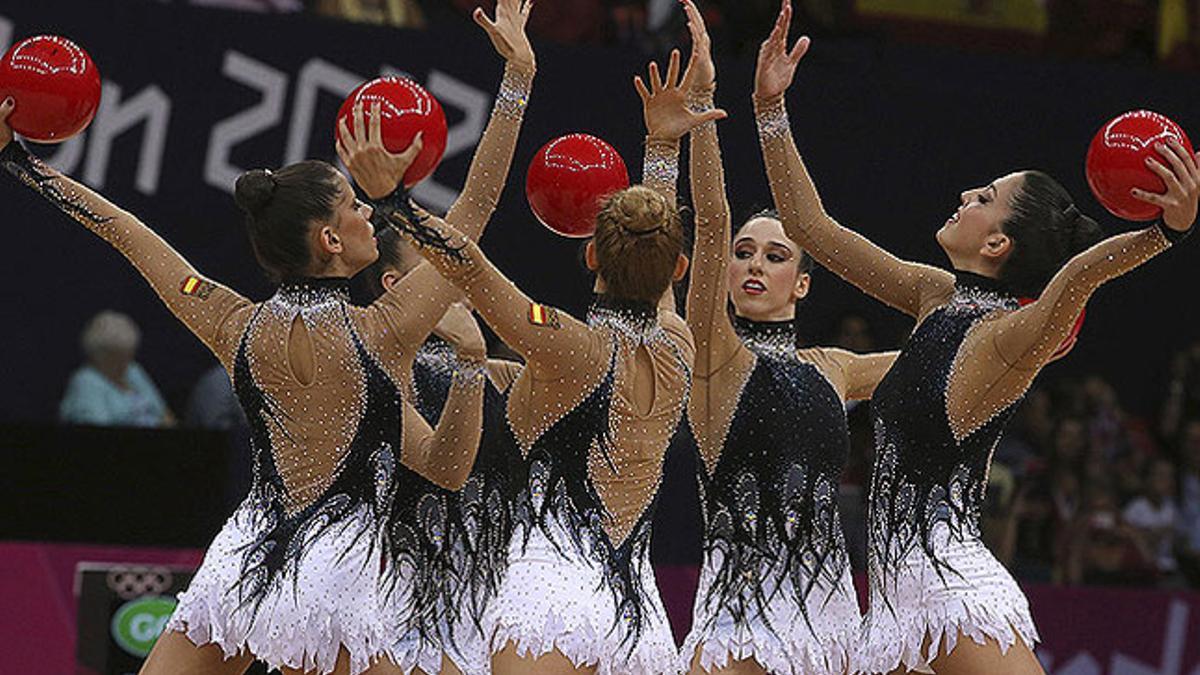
159, 0, 1200, 69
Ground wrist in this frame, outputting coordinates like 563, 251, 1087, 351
645, 134, 682, 147
506, 57, 536, 75
752, 92, 785, 112
497, 62, 534, 119
1157, 219, 1193, 245
754, 96, 789, 140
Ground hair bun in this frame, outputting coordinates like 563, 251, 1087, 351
234, 169, 278, 216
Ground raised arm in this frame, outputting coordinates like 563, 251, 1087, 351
635, 48, 726, 207
677, 0, 742, 377
752, 1, 953, 318
949, 142, 1200, 436
992, 138, 1198, 371
340, 0, 536, 356
0, 104, 251, 367
389, 207, 604, 382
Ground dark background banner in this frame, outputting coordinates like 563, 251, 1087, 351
0, 0, 1196, 422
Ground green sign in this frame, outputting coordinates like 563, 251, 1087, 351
110, 596, 177, 657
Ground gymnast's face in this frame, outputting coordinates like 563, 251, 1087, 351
327, 173, 379, 275
936, 172, 1021, 272
728, 217, 810, 322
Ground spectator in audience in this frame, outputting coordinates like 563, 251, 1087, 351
1123, 458, 1183, 582
996, 387, 1054, 471
187, 363, 253, 510
833, 313, 875, 353
1051, 415, 1088, 469
1176, 418, 1200, 585
1064, 479, 1153, 586
60, 311, 174, 428
1161, 341, 1200, 440
1007, 466, 1057, 581
185, 363, 246, 431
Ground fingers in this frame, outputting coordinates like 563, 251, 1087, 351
1157, 140, 1190, 182
681, 49, 699, 88
1147, 151, 1185, 195
338, 114, 357, 149
368, 101, 382, 147
1169, 137, 1199, 182
789, 35, 811, 64
683, 0, 707, 40
666, 49, 682, 88
1146, 154, 1185, 196
352, 100, 367, 149
696, 108, 728, 125
1171, 136, 1200, 177
773, 0, 792, 44
335, 137, 351, 168
1130, 186, 1168, 207
401, 131, 425, 163
0, 96, 13, 122
472, 6, 498, 34
634, 75, 651, 103
648, 61, 663, 92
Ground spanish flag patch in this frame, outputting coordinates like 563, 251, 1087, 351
528, 302, 560, 329
180, 275, 216, 300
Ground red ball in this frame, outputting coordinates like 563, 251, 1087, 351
336, 77, 448, 187
0, 35, 102, 143
526, 134, 630, 238
1018, 297, 1085, 362
1086, 110, 1194, 221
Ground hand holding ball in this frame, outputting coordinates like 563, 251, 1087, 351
1086, 110, 1193, 221
335, 77, 447, 187
0, 35, 102, 143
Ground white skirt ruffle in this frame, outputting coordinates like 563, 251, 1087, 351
681, 548, 860, 675
485, 514, 679, 675
389, 604, 492, 675
856, 523, 1039, 674
166, 501, 395, 675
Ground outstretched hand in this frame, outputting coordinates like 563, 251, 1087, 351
0, 97, 14, 151
1131, 137, 1200, 233
336, 101, 423, 199
635, 49, 727, 142
681, 0, 714, 93
754, 0, 810, 102
474, 0, 536, 71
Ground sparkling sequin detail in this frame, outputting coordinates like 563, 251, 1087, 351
232, 278, 404, 613
495, 64, 534, 119
643, 140, 680, 193
401, 338, 522, 651
754, 97, 790, 141
867, 278, 1021, 604
503, 297, 690, 651
1, 142, 114, 227
694, 318, 851, 638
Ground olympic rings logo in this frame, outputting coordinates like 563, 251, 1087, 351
105, 567, 173, 599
